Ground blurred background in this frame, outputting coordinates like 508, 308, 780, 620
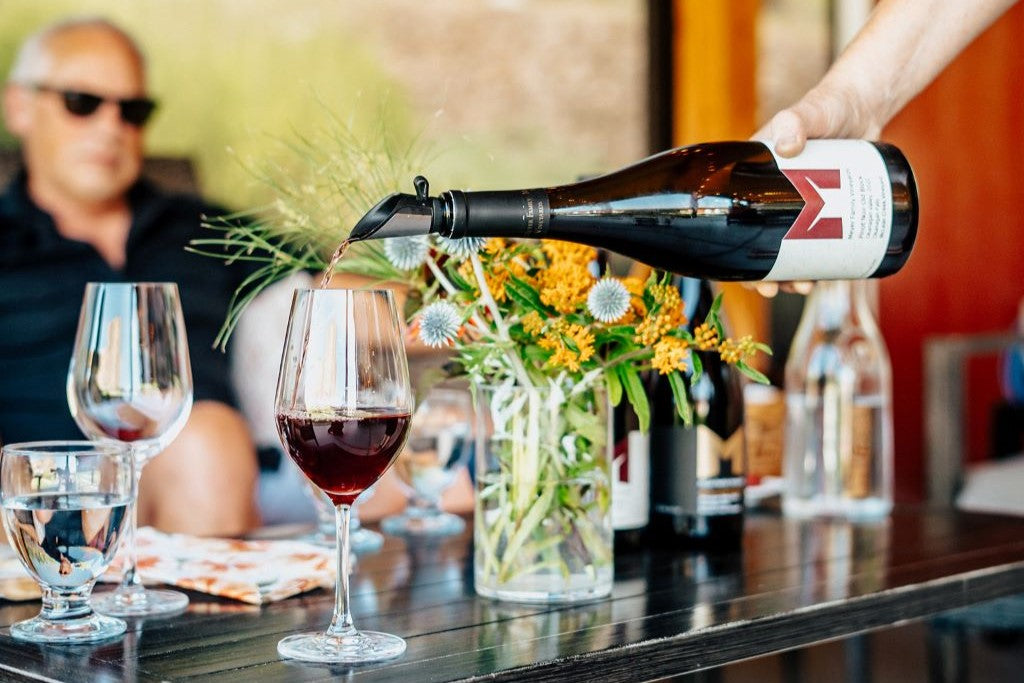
1, 0, 1022, 503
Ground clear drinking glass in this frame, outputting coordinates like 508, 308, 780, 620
0, 441, 134, 643
275, 288, 413, 663
381, 386, 473, 537
67, 282, 193, 616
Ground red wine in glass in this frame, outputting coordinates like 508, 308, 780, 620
276, 409, 411, 506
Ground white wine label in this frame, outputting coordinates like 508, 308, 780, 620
765, 140, 893, 280
612, 430, 650, 530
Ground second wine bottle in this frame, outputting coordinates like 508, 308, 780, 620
648, 278, 746, 549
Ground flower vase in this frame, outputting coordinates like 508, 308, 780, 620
473, 381, 613, 603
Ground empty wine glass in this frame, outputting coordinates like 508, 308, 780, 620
0, 441, 134, 643
381, 386, 472, 537
275, 288, 413, 663
67, 282, 193, 617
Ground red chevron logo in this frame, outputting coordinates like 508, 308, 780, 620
782, 169, 843, 240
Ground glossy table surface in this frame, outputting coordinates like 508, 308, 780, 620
2, 506, 1024, 682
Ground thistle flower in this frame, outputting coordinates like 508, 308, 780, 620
416, 301, 461, 348
435, 235, 486, 259
587, 278, 631, 323
383, 236, 430, 270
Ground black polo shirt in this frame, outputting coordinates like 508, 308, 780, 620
0, 170, 249, 444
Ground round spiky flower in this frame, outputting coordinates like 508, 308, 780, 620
383, 236, 430, 270
586, 278, 631, 323
435, 235, 486, 259
416, 301, 461, 348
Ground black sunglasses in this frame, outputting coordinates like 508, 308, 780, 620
31, 84, 157, 127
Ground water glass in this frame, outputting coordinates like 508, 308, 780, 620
0, 441, 134, 643
381, 386, 472, 537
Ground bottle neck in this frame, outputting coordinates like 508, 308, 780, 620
439, 189, 550, 239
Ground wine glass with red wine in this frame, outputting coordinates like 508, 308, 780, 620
274, 288, 413, 663
67, 282, 193, 617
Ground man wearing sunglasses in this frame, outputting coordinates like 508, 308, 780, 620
0, 17, 260, 536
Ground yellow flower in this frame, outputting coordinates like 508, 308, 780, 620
522, 311, 545, 336
719, 335, 756, 364
636, 314, 673, 346
718, 338, 742, 364
541, 240, 597, 267
649, 283, 685, 327
620, 276, 647, 322
693, 322, 719, 351
538, 261, 594, 314
538, 321, 595, 372
652, 337, 690, 375
622, 277, 646, 297
483, 238, 507, 256
485, 268, 511, 303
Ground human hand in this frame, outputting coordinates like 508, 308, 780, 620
745, 281, 814, 298
745, 81, 881, 295
753, 81, 882, 158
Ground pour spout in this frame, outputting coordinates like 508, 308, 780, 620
349, 175, 442, 241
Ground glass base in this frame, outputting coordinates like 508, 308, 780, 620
475, 568, 613, 605
91, 587, 189, 617
11, 612, 126, 644
381, 510, 465, 537
277, 630, 406, 663
782, 495, 892, 521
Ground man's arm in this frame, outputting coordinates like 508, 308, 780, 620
757, 0, 1019, 155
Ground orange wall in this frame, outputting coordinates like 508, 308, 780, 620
881, 4, 1024, 500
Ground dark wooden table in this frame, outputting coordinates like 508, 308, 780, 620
2, 506, 1024, 682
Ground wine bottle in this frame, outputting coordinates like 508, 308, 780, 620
648, 278, 745, 549
349, 140, 918, 281
611, 393, 650, 551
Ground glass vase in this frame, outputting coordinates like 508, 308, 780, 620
473, 381, 613, 604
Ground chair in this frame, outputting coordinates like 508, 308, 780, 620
923, 331, 1024, 683
0, 147, 198, 193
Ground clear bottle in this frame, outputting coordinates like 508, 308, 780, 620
782, 280, 893, 520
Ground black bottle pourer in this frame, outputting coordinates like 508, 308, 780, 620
348, 175, 441, 241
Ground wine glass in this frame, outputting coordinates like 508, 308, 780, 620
275, 288, 413, 663
381, 386, 473, 537
67, 282, 193, 616
0, 441, 134, 643
305, 483, 384, 554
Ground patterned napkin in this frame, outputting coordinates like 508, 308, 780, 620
0, 553, 41, 602
102, 527, 336, 604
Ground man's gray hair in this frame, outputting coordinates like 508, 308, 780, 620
7, 16, 146, 85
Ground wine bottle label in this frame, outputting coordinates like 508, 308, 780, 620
765, 140, 893, 280
612, 430, 650, 530
652, 425, 744, 518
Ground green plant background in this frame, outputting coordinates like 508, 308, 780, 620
0, 0, 646, 212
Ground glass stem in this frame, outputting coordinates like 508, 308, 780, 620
326, 503, 356, 638
121, 447, 147, 594
40, 584, 93, 621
